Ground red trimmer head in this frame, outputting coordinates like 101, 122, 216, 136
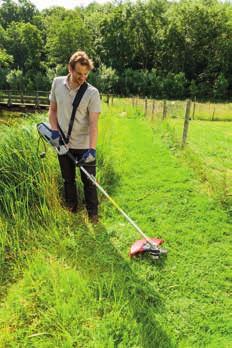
130, 238, 167, 259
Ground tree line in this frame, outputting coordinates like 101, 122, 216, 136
0, 0, 231, 100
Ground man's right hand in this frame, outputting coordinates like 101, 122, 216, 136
51, 130, 60, 139
51, 130, 60, 146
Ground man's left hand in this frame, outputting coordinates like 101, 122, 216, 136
81, 149, 96, 163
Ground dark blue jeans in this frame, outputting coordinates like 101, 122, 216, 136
58, 149, 98, 216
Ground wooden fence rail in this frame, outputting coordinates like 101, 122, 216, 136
0, 90, 50, 110
0, 90, 115, 111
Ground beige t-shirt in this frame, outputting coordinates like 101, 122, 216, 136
49, 76, 101, 149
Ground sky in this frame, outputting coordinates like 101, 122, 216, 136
30, 0, 110, 10
0, 0, 229, 10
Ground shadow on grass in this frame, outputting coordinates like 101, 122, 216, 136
64, 216, 173, 348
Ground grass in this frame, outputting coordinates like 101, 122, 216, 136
0, 101, 231, 347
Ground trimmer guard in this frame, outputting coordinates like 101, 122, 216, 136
130, 238, 166, 258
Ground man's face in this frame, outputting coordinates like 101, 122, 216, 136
69, 62, 90, 85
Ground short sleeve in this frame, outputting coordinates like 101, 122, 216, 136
88, 89, 101, 113
49, 78, 57, 103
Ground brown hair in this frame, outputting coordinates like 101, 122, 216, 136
69, 51, 94, 71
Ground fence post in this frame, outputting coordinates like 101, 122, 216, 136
151, 100, 155, 120
192, 96, 196, 120
212, 105, 216, 121
144, 97, 148, 115
7, 90, 12, 106
20, 91, 24, 104
136, 97, 138, 107
35, 91, 39, 107
182, 99, 191, 148
162, 100, 167, 120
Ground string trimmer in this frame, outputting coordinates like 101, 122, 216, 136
37, 122, 167, 260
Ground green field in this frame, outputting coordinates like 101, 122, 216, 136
0, 101, 231, 347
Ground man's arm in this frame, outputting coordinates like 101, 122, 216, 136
48, 101, 59, 130
89, 111, 100, 149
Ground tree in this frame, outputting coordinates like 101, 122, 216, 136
0, 0, 20, 28
162, 0, 231, 84
99, 1, 167, 72
91, 65, 119, 94
99, 4, 133, 72
5, 22, 43, 72
0, 24, 7, 47
0, 0, 38, 28
6, 68, 24, 90
161, 72, 187, 99
17, 0, 38, 23
213, 73, 229, 100
0, 48, 13, 88
189, 80, 198, 99
82, 2, 113, 67
0, 48, 13, 68
45, 8, 91, 67
0, 0, 231, 99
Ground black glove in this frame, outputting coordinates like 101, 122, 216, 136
81, 148, 96, 163
51, 130, 60, 147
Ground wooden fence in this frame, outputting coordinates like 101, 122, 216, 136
0, 90, 114, 111
0, 90, 50, 110
1, 90, 231, 147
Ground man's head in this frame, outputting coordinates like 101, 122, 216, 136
68, 51, 94, 86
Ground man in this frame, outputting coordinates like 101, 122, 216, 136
49, 51, 101, 223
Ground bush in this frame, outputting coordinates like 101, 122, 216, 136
6, 69, 25, 90
213, 73, 229, 100
161, 72, 187, 99
90, 65, 119, 94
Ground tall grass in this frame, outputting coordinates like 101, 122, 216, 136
0, 113, 118, 298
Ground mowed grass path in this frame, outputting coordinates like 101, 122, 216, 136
0, 111, 231, 347
100, 115, 231, 347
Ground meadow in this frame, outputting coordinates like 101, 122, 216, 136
0, 100, 231, 347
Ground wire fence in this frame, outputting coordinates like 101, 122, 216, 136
124, 97, 232, 122
1, 90, 232, 122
